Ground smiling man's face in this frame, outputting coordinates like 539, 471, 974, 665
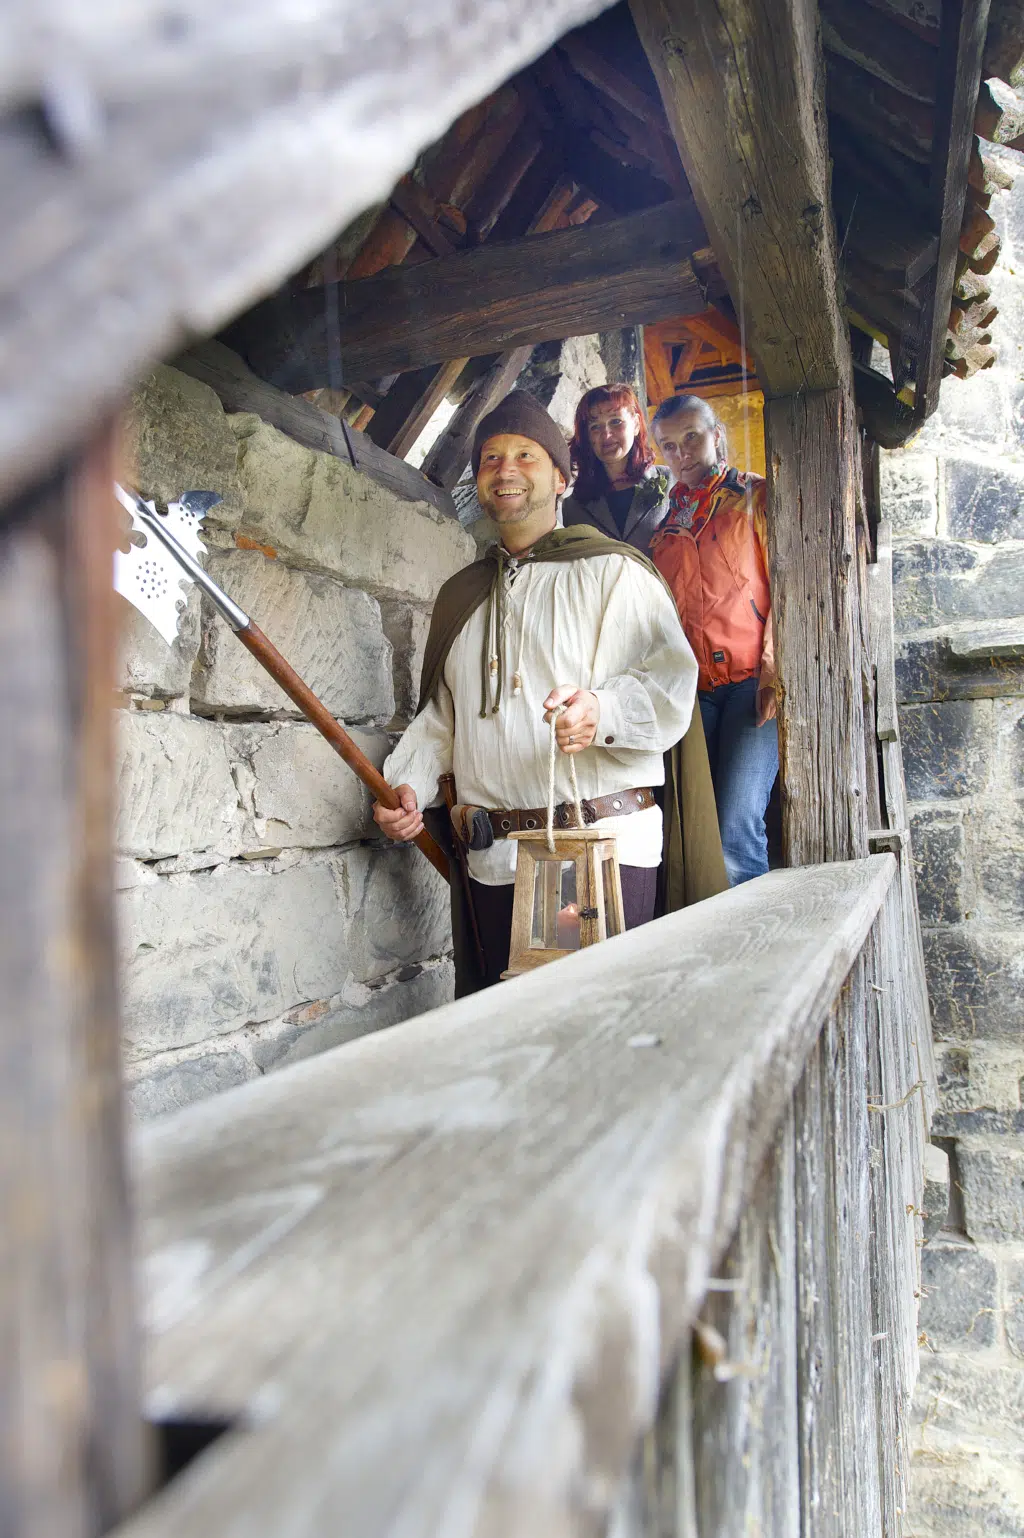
475, 433, 566, 530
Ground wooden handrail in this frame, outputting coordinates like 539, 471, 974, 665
115, 856, 897, 1538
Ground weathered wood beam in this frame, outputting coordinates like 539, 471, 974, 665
1, 436, 152, 1538
388, 178, 457, 258
914, 0, 992, 420
836, 188, 939, 288
228, 200, 707, 390
820, 0, 937, 103
766, 390, 869, 864
631, 0, 849, 397
174, 341, 458, 518
421, 347, 533, 489
418, 177, 582, 489
825, 53, 935, 164
124, 858, 896, 1538
384, 358, 469, 461
0, 0, 620, 507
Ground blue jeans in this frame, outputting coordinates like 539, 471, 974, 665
699, 676, 779, 885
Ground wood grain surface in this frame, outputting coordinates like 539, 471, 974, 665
112, 858, 894, 1538
632, 0, 849, 396
766, 389, 869, 866
230, 201, 707, 387
0, 0, 616, 505
0, 450, 150, 1538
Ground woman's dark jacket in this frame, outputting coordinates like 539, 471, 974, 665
561, 465, 671, 557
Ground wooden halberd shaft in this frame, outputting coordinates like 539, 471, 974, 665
124, 490, 450, 882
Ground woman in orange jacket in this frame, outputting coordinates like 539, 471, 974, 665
649, 394, 778, 885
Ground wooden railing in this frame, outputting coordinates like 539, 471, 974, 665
112, 853, 934, 1538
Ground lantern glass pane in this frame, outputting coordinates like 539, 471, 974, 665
529, 857, 580, 950
602, 851, 623, 937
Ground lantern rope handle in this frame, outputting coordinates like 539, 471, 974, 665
546, 704, 585, 852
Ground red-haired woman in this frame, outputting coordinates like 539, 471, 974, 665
562, 384, 671, 556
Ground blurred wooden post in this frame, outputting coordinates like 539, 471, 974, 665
0, 431, 151, 1538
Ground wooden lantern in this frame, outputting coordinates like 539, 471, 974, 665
501, 827, 625, 978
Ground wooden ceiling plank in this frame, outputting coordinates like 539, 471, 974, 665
825, 53, 936, 164
914, 0, 992, 420
419, 170, 648, 491
558, 32, 663, 126
672, 337, 703, 384
631, 0, 849, 396
421, 347, 533, 489
388, 178, 457, 258
644, 335, 676, 406
229, 201, 708, 388
819, 0, 937, 103
466, 128, 545, 241
385, 358, 471, 460
836, 188, 940, 288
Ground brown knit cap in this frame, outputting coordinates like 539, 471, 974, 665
471, 391, 572, 481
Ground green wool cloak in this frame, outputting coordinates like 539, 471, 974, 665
417, 524, 728, 994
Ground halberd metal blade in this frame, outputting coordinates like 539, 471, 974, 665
113, 484, 222, 644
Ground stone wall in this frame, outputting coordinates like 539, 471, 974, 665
884, 144, 1024, 1536
116, 365, 476, 1117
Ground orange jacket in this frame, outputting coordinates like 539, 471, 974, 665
650, 467, 774, 694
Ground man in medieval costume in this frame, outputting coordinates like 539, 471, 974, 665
374, 391, 727, 995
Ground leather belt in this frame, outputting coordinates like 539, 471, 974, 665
487, 786, 655, 838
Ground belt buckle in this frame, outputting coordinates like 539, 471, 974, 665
582, 801, 597, 825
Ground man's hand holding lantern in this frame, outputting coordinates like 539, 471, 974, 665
543, 685, 601, 754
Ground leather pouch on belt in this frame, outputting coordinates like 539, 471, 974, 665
449, 804, 495, 851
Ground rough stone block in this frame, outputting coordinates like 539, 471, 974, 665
119, 853, 357, 1054
892, 539, 980, 632
121, 365, 242, 518
908, 1451, 1024, 1538
912, 368, 1011, 454
921, 1142, 950, 1241
919, 1237, 997, 1347
995, 698, 1024, 790
115, 709, 245, 859
517, 334, 606, 434
893, 539, 1024, 633
219, 414, 475, 600
119, 845, 450, 1055
117, 587, 201, 699
249, 962, 455, 1074
896, 634, 1024, 705
945, 457, 1024, 543
914, 1354, 1024, 1444
970, 799, 1024, 922
127, 1048, 254, 1120
910, 808, 966, 924
192, 549, 394, 722
957, 1139, 1024, 1241
934, 1041, 1024, 1116
1006, 1255, 1024, 1358
379, 600, 431, 725
225, 721, 389, 850
879, 451, 938, 537
901, 699, 993, 798
340, 844, 452, 986
923, 925, 1024, 1040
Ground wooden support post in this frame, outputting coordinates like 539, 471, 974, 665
766, 390, 869, 865
634, 0, 867, 868
0, 434, 151, 1538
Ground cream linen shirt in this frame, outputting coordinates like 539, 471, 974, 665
383, 550, 698, 884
